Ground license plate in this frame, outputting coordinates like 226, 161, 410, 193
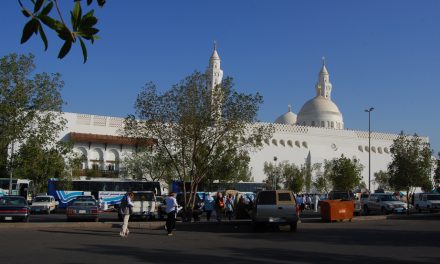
79, 210, 86, 214
35, 209, 40, 212
5, 216, 12, 221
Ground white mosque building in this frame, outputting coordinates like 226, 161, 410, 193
58, 46, 429, 192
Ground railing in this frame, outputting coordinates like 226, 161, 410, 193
72, 169, 124, 178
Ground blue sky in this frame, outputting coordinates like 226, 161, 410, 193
1, 0, 439, 153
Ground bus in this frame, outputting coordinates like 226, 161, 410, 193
0, 178, 34, 202
48, 178, 161, 208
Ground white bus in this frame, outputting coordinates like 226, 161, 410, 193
0, 178, 34, 202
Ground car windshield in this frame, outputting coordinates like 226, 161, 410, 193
0, 197, 26, 206
34, 197, 51, 202
427, 195, 440, 200
73, 201, 96, 206
380, 195, 399, 201
132, 192, 154, 201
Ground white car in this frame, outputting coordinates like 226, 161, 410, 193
30, 195, 58, 214
414, 193, 440, 213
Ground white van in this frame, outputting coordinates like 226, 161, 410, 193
414, 193, 440, 213
131, 191, 157, 220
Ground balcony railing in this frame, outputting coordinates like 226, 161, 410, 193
72, 169, 125, 178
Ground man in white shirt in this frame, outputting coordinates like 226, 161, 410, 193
165, 192, 178, 236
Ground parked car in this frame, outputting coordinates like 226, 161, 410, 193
252, 190, 299, 232
363, 193, 408, 215
66, 195, 99, 222
0, 195, 30, 222
30, 195, 58, 214
414, 193, 440, 213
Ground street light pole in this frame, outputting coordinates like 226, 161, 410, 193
364, 107, 374, 192
273, 156, 278, 190
8, 140, 14, 195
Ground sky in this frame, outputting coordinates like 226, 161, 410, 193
1, 0, 439, 153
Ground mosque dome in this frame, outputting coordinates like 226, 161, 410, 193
274, 105, 297, 125
296, 59, 344, 129
297, 96, 343, 129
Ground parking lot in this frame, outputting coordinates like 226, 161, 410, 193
1, 214, 439, 264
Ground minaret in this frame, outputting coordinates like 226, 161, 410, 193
206, 41, 224, 118
315, 57, 332, 100
207, 41, 224, 94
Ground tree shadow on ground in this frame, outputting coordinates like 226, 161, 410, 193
54, 244, 440, 264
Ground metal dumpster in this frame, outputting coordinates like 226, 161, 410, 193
320, 200, 354, 222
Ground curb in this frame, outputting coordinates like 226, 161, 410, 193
0, 221, 165, 230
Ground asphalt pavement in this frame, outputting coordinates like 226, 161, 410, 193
1, 215, 440, 264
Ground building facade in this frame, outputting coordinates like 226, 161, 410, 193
58, 47, 429, 192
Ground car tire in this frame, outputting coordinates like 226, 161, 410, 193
290, 222, 298, 232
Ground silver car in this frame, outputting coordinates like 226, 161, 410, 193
363, 193, 408, 215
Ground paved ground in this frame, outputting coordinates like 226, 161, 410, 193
1, 215, 439, 264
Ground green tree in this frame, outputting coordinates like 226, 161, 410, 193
312, 163, 332, 194
263, 161, 306, 193
374, 170, 391, 191
18, 0, 105, 63
324, 155, 363, 192
123, 72, 273, 210
12, 136, 72, 193
0, 53, 65, 179
388, 132, 433, 213
434, 152, 440, 188
284, 163, 306, 194
263, 161, 283, 190
122, 146, 175, 183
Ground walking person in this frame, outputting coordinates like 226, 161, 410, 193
119, 191, 134, 238
204, 193, 214, 221
225, 194, 234, 221
165, 192, 178, 236
314, 193, 320, 212
214, 192, 225, 222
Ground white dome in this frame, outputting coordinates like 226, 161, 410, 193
275, 111, 297, 125
297, 96, 344, 129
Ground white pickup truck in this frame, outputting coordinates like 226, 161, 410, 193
414, 193, 440, 213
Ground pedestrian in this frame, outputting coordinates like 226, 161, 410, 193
296, 194, 303, 213
225, 194, 234, 220
204, 193, 214, 221
300, 194, 305, 211
214, 192, 225, 222
305, 194, 312, 210
314, 193, 320, 212
119, 191, 134, 238
165, 192, 178, 236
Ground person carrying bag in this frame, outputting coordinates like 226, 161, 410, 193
119, 191, 134, 237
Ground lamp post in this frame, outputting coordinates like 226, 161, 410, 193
273, 156, 278, 190
364, 107, 374, 192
